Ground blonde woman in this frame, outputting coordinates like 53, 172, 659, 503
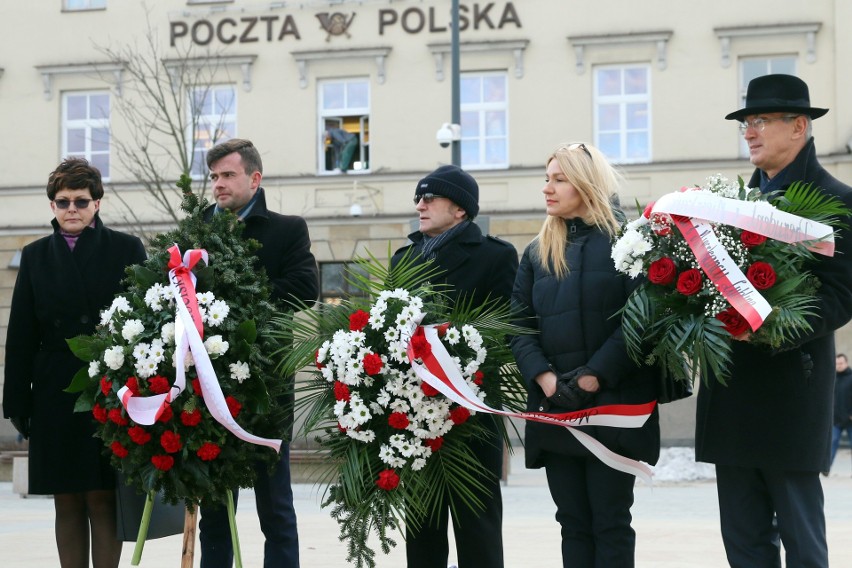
510, 143, 660, 567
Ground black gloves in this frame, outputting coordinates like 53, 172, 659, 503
546, 367, 595, 411
10, 416, 30, 440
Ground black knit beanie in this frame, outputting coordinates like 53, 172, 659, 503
415, 165, 480, 218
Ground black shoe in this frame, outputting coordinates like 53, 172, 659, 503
821, 471, 829, 477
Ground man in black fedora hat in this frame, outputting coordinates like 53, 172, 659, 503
696, 74, 852, 567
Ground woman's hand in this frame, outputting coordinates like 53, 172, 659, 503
535, 371, 559, 397
576, 374, 600, 393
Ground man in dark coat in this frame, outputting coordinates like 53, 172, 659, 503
695, 74, 852, 568
198, 139, 319, 568
391, 165, 518, 568
827, 353, 852, 475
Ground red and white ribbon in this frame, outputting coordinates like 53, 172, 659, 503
652, 191, 835, 331
407, 324, 655, 483
117, 244, 281, 453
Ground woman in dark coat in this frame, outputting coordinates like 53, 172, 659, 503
510, 143, 659, 568
3, 158, 146, 568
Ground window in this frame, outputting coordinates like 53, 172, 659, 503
319, 79, 370, 174
64, 0, 106, 10
188, 85, 237, 178
594, 65, 651, 164
460, 73, 508, 169
62, 92, 111, 178
737, 57, 797, 157
320, 262, 369, 305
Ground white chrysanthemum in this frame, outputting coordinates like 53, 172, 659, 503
148, 339, 166, 363
204, 335, 230, 357
196, 291, 215, 305
376, 390, 391, 407
121, 319, 145, 342
111, 296, 132, 314
368, 313, 385, 330
103, 346, 125, 370
135, 357, 158, 379
144, 284, 167, 311
333, 400, 348, 417
627, 259, 645, 279
160, 322, 176, 344
379, 445, 396, 464
229, 361, 250, 383
172, 350, 194, 371
132, 342, 150, 361
411, 457, 427, 471
347, 429, 376, 444
389, 398, 410, 413
444, 327, 461, 345
348, 395, 372, 424
383, 326, 400, 342
88, 360, 101, 378
207, 300, 230, 327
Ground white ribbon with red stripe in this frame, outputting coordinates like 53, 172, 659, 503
117, 245, 281, 453
652, 191, 835, 332
407, 324, 655, 483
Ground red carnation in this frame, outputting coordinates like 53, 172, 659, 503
160, 430, 182, 453
149, 375, 170, 394
746, 261, 777, 290
349, 309, 370, 331
125, 376, 140, 396
334, 381, 351, 402
315, 350, 325, 369
425, 437, 444, 452
376, 469, 400, 491
676, 269, 703, 296
716, 306, 751, 337
197, 442, 221, 461
740, 230, 767, 248
648, 257, 677, 286
92, 403, 108, 424
421, 382, 439, 397
473, 370, 484, 385
128, 425, 152, 445
110, 441, 129, 458
151, 454, 175, 471
388, 412, 410, 430
108, 408, 129, 426
100, 377, 112, 397
191, 378, 203, 396
226, 396, 242, 418
156, 405, 173, 424
410, 333, 432, 360
449, 406, 471, 425
363, 353, 383, 376
180, 408, 202, 426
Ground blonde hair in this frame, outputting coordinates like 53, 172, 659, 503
534, 143, 622, 278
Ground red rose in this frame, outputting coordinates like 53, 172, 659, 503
108, 408, 129, 426
648, 257, 677, 286
151, 454, 175, 471
92, 403, 108, 424
100, 377, 112, 397
149, 375, 170, 394
642, 201, 655, 219
160, 430, 182, 453
425, 437, 444, 452
180, 408, 202, 426
740, 230, 767, 248
125, 376, 140, 396
449, 406, 470, 425
333, 382, 351, 402
363, 353, 383, 376
111, 441, 129, 458
128, 425, 152, 445
473, 370, 484, 385
197, 442, 221, 461
315, 350, 325, 369
349, 309, 370, 331
746, 261, 777, 290
191, 378, 202, 396
715, 306, 750, 337
676, 269, 703, 296
388, 412, 410, 430
409, 332, 432, 360
421, 382, 439, 397
225, 396, 242, 418
376, 469, 400, 491
156, 405, 173, 424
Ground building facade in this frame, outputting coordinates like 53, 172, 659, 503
2, 0, 852, 444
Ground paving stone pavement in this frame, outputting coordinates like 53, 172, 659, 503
1, 448, 851, 567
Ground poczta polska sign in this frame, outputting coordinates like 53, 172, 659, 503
169, 2, 522, 46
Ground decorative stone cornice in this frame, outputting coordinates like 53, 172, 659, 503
291, 47, 392, 89
713, 23, 821, 67
35, 62, 124, 100
426, 39, 530, 81
567, 31, 673, 75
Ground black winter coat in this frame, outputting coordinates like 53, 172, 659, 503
3, 215, 146, 494
511, 219, 660, 468
834, 368, 852, 428
696, 139, 852, 471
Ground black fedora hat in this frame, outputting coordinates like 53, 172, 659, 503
725, 74, 828, 121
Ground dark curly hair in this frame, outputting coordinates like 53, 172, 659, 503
46, 157, 104, 200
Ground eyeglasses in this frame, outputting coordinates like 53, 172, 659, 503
413, 193, 444, 205
53, 198, 93, 209
738, 115, 800, 133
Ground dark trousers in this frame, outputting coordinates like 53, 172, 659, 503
715, 464, 827, 568
406, 419, 504, 568
199, 444, 299, 568
542, 451, 637, 568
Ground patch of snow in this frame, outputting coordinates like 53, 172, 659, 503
652, 447, 716, 482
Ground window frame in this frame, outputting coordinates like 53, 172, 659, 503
62, 90, 111, 180
593, 63, 652, 164
736, 56, 797, 157
317, 77, 371, 175
63, 0, 106, 11
459, 71, 509, 171
187, 84, 238, 179
319, 261, 370, 305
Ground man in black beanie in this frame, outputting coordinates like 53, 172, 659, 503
392, 164, 518, 568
